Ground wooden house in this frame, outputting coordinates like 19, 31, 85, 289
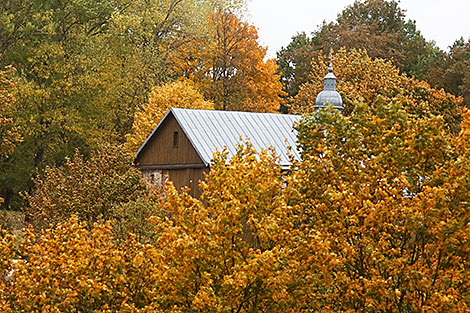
135, 108, 302, 197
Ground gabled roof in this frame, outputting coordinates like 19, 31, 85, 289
136, 108, 302, 169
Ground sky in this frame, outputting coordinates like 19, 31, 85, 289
247, 0, 470, 58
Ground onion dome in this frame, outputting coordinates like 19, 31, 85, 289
314, 52, 343, 111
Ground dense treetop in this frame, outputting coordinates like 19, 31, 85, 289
276, 0, 467, 108
293, 48, 463, 132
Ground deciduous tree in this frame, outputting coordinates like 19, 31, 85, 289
276, 0, 441, 99
24, 145, 152, 239
0, 0, 248, 209
0, 217, 166, 312
289, 99, 470, 311
0, 67, 20, 160
0, 66, 21, 208
293, 48, 463, 132
1, 144, 297, 311
2, 106, 470, 310
175, 12, 285, 112
424, 37, 470, 107
125, 78, 214, 154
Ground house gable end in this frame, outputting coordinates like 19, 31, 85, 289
135, 111, 204, 166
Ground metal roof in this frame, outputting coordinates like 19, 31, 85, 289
136, 108, 302, 169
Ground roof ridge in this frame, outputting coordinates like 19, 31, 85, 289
171, 107, 300, 117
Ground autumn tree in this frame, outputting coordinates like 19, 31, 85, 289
2, 107, 470, 310
0, 144, 297, 311
0, 67, 20, 160
125, 78, 214, 154
293, 48, 463, 132
0, 0, 248, 209
24, 145, 159, 240
145, 144, 296, 311
287, 99, 470, 311
175, 12, 285, 112
0, 66, 21, 208
0, 217, 168, 312
276, 0, 441, 98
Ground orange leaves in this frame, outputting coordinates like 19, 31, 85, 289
173, 12, 285, 113
0, 217, 166, 312
2, 99, 470, 310
293, 94, 470, 311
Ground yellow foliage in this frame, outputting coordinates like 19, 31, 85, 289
2, 99, 470, 311
0, 66, 21, 159
125, 78, 214, 154
292, 98, 470, 311
294, 48, 463, 131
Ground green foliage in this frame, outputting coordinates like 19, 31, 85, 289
0, 66, 20, 158
0, 66, 22, 209
276, 32, 319, 100
0, 0, 249, 209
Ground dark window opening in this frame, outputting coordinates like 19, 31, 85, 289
173, 131, 179, 147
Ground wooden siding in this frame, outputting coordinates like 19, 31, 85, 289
169, 168, 208, 198
136, 113, 204, 166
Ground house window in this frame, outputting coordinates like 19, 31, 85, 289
173, 131, 179, 148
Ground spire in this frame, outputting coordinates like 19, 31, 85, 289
314, 49, 343, 111
328, 48, 334, 73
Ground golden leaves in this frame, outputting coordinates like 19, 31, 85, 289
125, 78, 214, 154
293, 48, 463, 132
2, 98, 470, 311
292, 93, 470, 311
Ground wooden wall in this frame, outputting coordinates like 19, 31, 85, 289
136, 113, 203, 166
169, 168, 209, 198
136, 112, 209, 198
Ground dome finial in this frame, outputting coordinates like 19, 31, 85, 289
314, 48, 343, 111
328, 48, 334, 73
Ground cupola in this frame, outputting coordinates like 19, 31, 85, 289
314, 51, 343, 111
